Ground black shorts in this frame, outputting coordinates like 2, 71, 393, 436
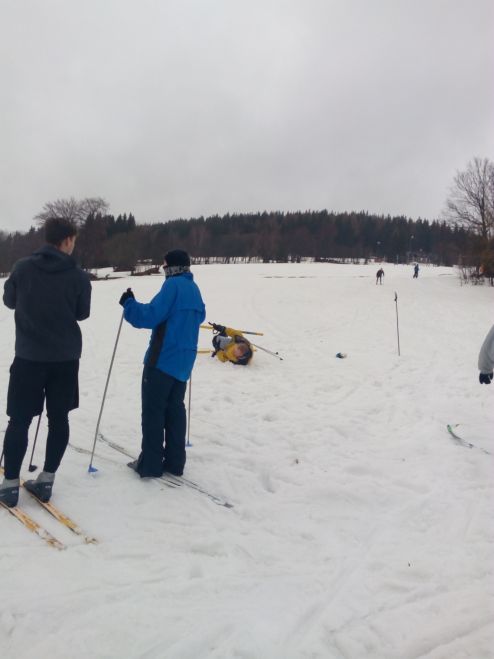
6, 357, 79, 419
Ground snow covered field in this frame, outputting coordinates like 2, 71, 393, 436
1, 262, 493, 659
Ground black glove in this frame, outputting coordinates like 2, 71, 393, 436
479, 372, 493, 385
119, 288, 135, 306
209, 322, 226, 335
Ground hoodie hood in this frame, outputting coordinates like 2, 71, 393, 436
31, 245, 76, 273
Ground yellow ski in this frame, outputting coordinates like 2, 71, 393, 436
0, 467, 97, 544
22, 487, 97, 544
0, 500, 65, 550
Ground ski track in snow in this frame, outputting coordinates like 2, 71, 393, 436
0, 262, 493, 659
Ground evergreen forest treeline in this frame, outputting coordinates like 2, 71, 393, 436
0, 210, 473, 274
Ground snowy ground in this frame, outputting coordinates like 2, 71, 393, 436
1, 262, 493, 659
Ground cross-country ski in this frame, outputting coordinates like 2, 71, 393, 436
446, 424, 491, 455
1, 466, 97, 543
0, 498, 65, 550
96, 434, 233, 508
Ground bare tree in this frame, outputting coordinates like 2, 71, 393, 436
445, 157, 494, 240
35, 196, 109, 226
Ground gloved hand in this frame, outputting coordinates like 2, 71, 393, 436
209, 322, 226, 334
479, 372, 493, 384
119, 288, 135, 306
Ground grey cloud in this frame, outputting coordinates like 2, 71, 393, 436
1, 0, 493, 231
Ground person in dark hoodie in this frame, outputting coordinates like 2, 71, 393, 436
119, 249, 205, 478
0, 218, 91, 507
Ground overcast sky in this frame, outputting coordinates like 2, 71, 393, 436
1, 0, 493, 232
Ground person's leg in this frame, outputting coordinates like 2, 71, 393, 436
43, 414, 70, 473
2, 358, 45, 479
25, 360, 80, 502
138, 366, 174, 477
2, 417, 33, 480
163, 379, 187, 475
43, 360, 79, 475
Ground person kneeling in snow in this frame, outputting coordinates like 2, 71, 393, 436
210, 324, 253, 366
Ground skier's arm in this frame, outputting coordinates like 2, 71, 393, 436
3, 269, 17, 309
478, 325, 494, 373
123, 280, 177, 329
76, 275, 92, 320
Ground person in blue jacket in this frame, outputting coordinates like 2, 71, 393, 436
119, 249, 205, 478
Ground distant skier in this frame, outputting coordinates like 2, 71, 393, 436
478, 324, 494, 384
376, 268, 384, 285
413, 263, 419, 278
210, 324, 253, 365
0, 218, 91, 507
119, 249, 205, 478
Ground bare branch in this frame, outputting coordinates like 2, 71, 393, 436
34, 196, 110, 226
444, 157, 494, 240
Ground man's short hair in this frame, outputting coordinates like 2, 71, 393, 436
44, 218, 77, 246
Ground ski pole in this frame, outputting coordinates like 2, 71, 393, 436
394, 291, 401, 356
197, 347, 259, 355
88, 311, 125, 473
200, 323, 264, 336
186, 375, 192, 447
249, 342, 284, 361
27, 409, 44, 472
0, 426, 7, 466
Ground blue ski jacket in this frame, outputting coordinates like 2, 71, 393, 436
123, 272, 205, 382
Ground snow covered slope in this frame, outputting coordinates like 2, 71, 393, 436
1, 262, 493, 659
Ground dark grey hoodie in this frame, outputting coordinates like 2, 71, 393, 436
3, 245, 92, 362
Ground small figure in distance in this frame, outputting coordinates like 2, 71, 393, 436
413, 263, 419, 279
376, 268, 384, 285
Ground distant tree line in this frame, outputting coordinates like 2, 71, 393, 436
133, 211, 474, 267
0, 209, 471, 275
1, 155, 492, 278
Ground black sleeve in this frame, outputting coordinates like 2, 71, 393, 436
3, 268, 17, 309
76, 273, 92, 320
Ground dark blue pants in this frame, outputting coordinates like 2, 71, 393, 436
136, 365, 187, 478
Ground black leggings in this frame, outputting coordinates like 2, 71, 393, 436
3, 413, 69, 480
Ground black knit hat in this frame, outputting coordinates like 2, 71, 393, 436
164, 249, 190, 267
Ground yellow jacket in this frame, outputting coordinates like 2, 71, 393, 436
214, 327, 253, 365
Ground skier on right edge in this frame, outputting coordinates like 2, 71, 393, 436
478, 324, 494, 384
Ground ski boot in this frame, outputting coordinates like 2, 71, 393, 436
0, 479, 20, 508
24, 472, 55, 503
